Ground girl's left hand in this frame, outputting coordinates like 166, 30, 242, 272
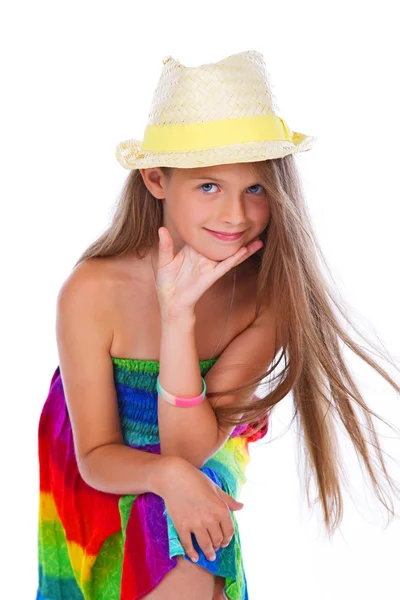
154, 226, 263, 321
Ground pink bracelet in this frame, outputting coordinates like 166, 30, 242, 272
156, 376, 206, 407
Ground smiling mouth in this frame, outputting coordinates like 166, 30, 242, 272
205, 228, 246, 235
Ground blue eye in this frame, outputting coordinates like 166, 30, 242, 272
200, 183, 265, 194
200, 183, 217, 193
247, 185, 264, 194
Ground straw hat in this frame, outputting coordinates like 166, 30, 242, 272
115, 50, 317, 170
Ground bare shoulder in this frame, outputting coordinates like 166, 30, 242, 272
55, 259, 115, 364
236, 254, 289, 354
61, 254, 136, 289
58, 254, 141, 310
59, 258, 103, 300
252, 288, 286, 352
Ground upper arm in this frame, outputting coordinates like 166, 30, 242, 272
56, 261, 124, 472
204, 300, 280, 446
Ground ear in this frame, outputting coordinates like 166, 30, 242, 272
139, 168, 168, 200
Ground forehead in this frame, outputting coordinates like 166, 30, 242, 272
178, 162, 258, 181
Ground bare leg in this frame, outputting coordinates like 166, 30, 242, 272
213, 575, 227, 600
141, 556, 215, 600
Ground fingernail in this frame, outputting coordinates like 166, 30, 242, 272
209, 553, 216, 561
191, 555, 198, 562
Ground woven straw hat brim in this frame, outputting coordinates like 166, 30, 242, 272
115, 132, 317, 170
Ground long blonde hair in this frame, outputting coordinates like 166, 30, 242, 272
75, 156, 400, 536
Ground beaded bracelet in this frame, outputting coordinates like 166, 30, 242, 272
156, 376, 206, 407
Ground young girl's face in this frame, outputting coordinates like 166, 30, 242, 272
140, 162, 271, 262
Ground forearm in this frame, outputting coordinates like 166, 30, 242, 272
78, 443, 177, 496
158, 312, 220, 469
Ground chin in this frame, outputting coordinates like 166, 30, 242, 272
204, 247, 243, 263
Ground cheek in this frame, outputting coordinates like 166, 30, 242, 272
180, 204, 208, 226
251, 199, 270, 223
263, 205, 272, 223
174, 207, 202, 234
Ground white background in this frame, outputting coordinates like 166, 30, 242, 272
2, 1, 400, 598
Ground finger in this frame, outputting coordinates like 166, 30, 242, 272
205, 521, 225, 552
239, 239, 263, 259
213, 247, 249, 279
248, 239, 264, 254
158, 227, 174, 268
213, 245, 254, 280
178, 529, 199, 563
219, 513, 236, 548
192, 527, 218, 562
234, 240, 264, 267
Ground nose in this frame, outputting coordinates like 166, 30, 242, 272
217, 193, 247, 226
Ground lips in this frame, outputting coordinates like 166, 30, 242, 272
205, 228, 246, 235
208, 229, 244, 235
204, 228, 246, 242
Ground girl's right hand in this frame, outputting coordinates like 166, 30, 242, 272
154, 226, 263, 320
156, 456, 244, 563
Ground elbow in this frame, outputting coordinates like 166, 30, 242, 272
160, 444, 216, 470
180, 443, 221, 470
77, 453, 95, 488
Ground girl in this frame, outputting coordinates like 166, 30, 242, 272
36, 51, 400, 600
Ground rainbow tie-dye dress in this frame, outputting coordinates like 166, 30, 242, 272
36, 356, 269, 600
